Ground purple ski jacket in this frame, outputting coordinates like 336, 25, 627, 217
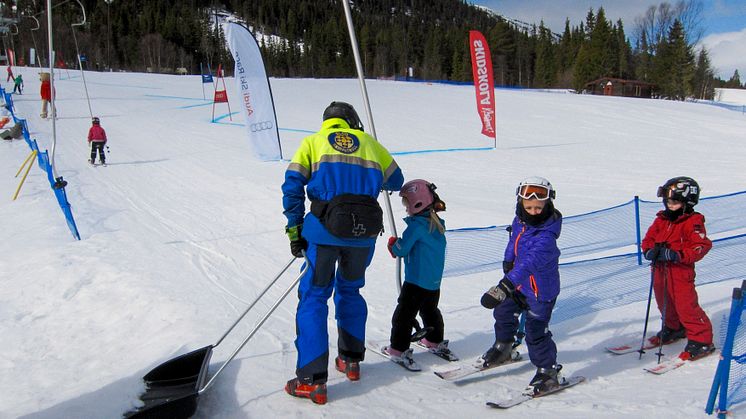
503, 211, 562, 304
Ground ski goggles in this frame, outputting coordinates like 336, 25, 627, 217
517, 184, 554, 201
657, 184, 688, 200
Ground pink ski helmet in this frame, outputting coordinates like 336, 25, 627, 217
399, 179, 435, 215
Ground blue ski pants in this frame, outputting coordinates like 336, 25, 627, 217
294, 242, 374, 384
492, 297, 558, 369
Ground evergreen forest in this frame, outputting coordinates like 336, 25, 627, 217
2, 0, 743, 100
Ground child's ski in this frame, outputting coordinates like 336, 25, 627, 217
606, 337, 660, 355
434, 352, 525, 381
412, 340, 459, 361
366, 341, 421, 371
486, 376, 586, 409
644, 357, 688, 374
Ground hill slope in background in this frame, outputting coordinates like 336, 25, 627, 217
1, 70, 745, 417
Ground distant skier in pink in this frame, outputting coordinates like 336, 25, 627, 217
88, 117, 107, 166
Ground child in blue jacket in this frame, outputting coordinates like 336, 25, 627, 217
383, 179, 450, 369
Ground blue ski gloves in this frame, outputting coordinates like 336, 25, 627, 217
481, 277, 528, 310
644, 243, 679, 263
286, 224, 308, 258
656, 248, 680, 263
644, 248, 658, 261
644, 242, 664, 261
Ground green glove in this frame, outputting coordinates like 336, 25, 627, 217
286, 225, 308, 258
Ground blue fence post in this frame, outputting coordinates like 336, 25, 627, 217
634, 195, 642, 265
705, 284, 744, 416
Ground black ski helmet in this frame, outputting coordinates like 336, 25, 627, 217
323, 101, 364, 131
657, 176, 700, 207
92, 116, 100, 125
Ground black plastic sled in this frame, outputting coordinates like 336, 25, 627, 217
125, 256, 308, 418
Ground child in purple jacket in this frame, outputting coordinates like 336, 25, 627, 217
480, 176, 563, 395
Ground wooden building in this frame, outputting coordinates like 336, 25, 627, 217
583, 77, 656, 98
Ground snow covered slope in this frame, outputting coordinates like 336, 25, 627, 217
1, 69, 745, 418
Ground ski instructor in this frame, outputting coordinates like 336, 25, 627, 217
281, 101, 404, 405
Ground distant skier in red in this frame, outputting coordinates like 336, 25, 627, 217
40, 72, 53, 118
641, 176, 714, 361
88, 117, 107, 166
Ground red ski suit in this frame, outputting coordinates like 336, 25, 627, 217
641, 210, 713, 344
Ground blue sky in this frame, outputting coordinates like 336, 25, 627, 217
471, 0, 746, 79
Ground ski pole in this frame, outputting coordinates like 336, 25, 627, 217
655, 262, 669, 363
638, 263, 656, 359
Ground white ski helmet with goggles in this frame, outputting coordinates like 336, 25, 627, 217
516, 176, 555, 201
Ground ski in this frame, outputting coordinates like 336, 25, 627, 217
366, 341, 421, 371
605, 338, 659, 355
605, 335, 683, 355
644, 357, 688, 374
412, 340, 459, 361
434, 351, 525, 381
486, 376, 586, 409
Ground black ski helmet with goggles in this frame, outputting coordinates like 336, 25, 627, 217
323, 101, 364, 131
657, 176, 700, 207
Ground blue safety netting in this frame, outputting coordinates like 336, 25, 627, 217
554, 234, 746, 324
444, 192, 746, 278
2, 87, 80, 240
719, 298, 746, 408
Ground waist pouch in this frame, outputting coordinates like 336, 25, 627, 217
311, 194, 383, 238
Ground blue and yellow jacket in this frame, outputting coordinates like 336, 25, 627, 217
282, 118, 404, 247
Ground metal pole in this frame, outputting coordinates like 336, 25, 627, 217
199, 255, 310, 394
71, 0, 92, 119
106, 0, 112, 71
341, 0, 402, 292
9, 24, 17, 72
25, 16, 43, 68
46, 0, 64, 187
638, 265, 655, 359
213, 257, 296, 347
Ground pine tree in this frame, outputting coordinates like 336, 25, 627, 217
653, 19, 694, 100
533, 22, 556, 87
725, 70, 742, 88
691, 48, 715, 99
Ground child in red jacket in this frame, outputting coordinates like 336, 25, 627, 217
40, 72, 53, 118
88, 117, 107, 165
641, 176, 714, 361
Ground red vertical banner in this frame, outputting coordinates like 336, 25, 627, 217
212, 63, 233, 122
468, 30, 496, 140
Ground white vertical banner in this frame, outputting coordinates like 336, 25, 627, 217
224, 22, 282, 161
30, 48, 36, 65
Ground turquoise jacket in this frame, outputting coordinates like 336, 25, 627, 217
390, 212, 446, 291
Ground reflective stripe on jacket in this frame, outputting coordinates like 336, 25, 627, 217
281, 118, 404, 246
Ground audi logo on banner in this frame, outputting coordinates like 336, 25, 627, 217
250, 121, 274, 132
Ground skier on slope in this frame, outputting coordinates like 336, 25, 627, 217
641, 177, 714, 360
281, 101, 404, 405
382, 179, 452, 369
39, 72, 54, 119
479, 176, 564, 395
12, 74, 23, 94
88, 117, 107, 166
